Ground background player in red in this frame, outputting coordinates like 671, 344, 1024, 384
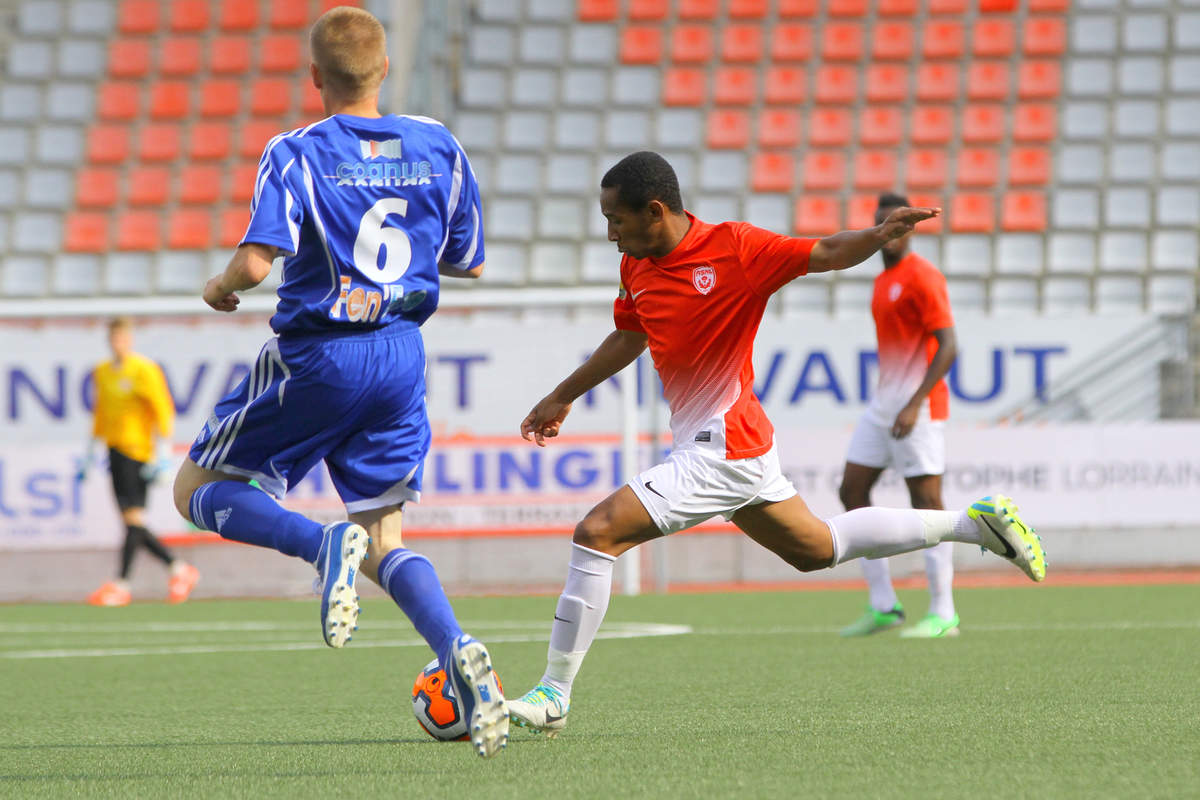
507, 152, 1045, 735
839, 192, 962, 639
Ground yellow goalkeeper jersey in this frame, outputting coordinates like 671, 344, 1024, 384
92, 352, 175, 463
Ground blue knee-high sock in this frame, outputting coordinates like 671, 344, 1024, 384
377, 548, 463, 661
190, 481, 324, 563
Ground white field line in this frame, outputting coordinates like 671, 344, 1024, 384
691, 620, 1200, 635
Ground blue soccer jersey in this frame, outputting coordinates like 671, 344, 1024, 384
242, 113, 484, 335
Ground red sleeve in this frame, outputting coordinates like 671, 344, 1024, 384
918, 267, 955, 333
733, 222, 818, 297
612, 257, 645, 334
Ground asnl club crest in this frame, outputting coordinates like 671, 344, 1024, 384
692, 265, 716, 295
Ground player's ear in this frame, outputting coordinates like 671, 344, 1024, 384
381, 56, 390, 81
310, 62, 322, 90
645, 199, 666, 223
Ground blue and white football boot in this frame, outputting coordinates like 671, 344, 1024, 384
445, 634, 509, 758
314, 522, 369, 648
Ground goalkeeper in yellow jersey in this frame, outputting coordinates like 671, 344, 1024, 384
79, 317, 198, 606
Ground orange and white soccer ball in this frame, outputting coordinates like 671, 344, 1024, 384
411, 658, 503, 741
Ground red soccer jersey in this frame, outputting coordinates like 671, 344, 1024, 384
867, 252, 954, 425
613, 213, 817, 459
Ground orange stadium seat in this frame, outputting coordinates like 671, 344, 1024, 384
779, 0, 818, 15
828, 0, 868, 15
803, 151, 845, 191
927, 0, 967, 13
252, 78, 293, 116
269, 0, 309, 29
178, 164, 222, 205
794, 196, 841, 235
814, 65, 857, 105
663, 68, 706, 106
713, 67, 756, 105
1003, 191, 1046, 231
97, 83, 140, 120
220, 207, 250, 247
261, 36, 302, 72
722, 25, 762, 63
854, 151, 897, 189
905, 149, 947, 187
859, 106, 903, 145
771, 24, 813, 61
87, 125, 130, 164
1028, 0, 1069, 10
764, 66, 806, 104
64, 212, 109, 252
915, 63, 958, 102
968, 61, 1010, 101
118, 0, 160, 34
240, 120, 282, 159
809, 107, 852, 145
751, 152, 794, 193
872, 22, 914, 60
149, 82, 190, 119
823, 22, 863, 61
911, 106, 954, 144
160, 37, 203, 76
109, 40, 151, 78
188, 121, 232, 160
847, 195, 877, 229
127, 166, 170, 206
677, 0, 718, 19
621, 27, 662, 64
629, 0, 669, 20
1008, 147, 1050, 185
706, 109, 750, 149
319, 0, 359, 11
865, 64, 908, 103
909, 193, 944, 233
301, 82, 325, 115
76, 169, 119, 207
973, 19, 1015, 57
672, 26, 713, 63
962, 105, 1005, 143
578, 0, 619, 21
923, 20, 964, 60
219, 0, 257, 31
169, 0, 209, 32
231, 162, 258, 203
1018, 61, 1060, 99
878, 0, 919, 14
979, 0, 1018, 10
957, 148, 1000, 187
1024, 17, 1067, 56
200, 80, 241, 117
950, 194, 995, 232
1014, 103, 1056, 141
116, 211, 162, 251
211, 36, 252, 74
168, 208, 214, 249
728, 0, 768, 18
137, 123, 181, 161
759, 109, 801, 147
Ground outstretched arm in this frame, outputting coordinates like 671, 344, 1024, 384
808, 207, 940, 274
202, 243, 278, 312
521, 328, 649, 446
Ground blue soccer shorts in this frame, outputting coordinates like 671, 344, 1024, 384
188, 323, 430, 513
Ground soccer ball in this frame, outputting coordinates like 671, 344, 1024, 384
411, 658, 503, 741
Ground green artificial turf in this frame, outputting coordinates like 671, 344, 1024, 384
1, 584, 1197, 799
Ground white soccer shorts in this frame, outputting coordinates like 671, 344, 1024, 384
845, 415, 945, 478
627, 442, 798, 535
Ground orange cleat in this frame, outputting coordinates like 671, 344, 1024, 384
167, 563, 200, 604
87, 581, 131, 607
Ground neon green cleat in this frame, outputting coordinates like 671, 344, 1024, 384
968, 494, 1046, 582
900, 613, 960, 638
508, 683, 569, 738
839, 603, 905, 637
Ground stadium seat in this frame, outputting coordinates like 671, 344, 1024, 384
629, 0, 669, 20
962, 105, 1005, 143
1018, 61, 1060, 99
878, 0, 919, 14
200, 80, 241, 117
1024, 17, 1066, 56
927, 0, 966, 12
64, 212, 110, 252
714, 67, 756, 105
87, 125, 130, 164
672, 26, 713, 63
794, 196, 841, 234
118, 0, 159, 33
137, 123, 181, 162
973, 19, 1015, 56
127, 166, 170, 206
706, 109, 750, 149
76, 168, 119, 207
1003, 192, 1046, 231
765, 66, 806, 104
865, 64, 908, 103
809, 108, 852, 145
160, 37, 203, 76
854, 151, 896, 189
240, 120, 282, 159
859, 106, 903, 145
1028, 0, 1068, 10
269, 0, 308, 29
847, 194, 877, 229
968, 62, 1010, 101
188, 121, 232, 160
771, 24, 813, 61
751, 152, 794, 193
722, 25, 762, 63
728, 0, 768, 18
149, 82, 190, 119
621, 27, 662, 64
169, 0, 209, 32
814, 65, 857, 105
823, 22, 864, 61
916, 63, 958, 101
219, 0, 257, 31
911, 106, 954, 144
664, 69, 705, 106
957, 148, 1000, 187
211, 37, 252, 74
261, 36, 302, 72
1009, 147, 1050, 185
872, 22, 914, 60
220, 207, 250, 247
803, 151, 845, 190
950, 194, 995, 232
759, 109, 801, 147
909, 193, 944, 233
677, 0, 717, 18
168, 208, 214, 249
230, 162, 258, 203
97, 83, 140, 120
578, 0, 619, 21
906, 149, 948, 187
178, 164, 222, 205
828, 0, 868, 15
979, 0, 1017, 11
923, 21, 964, 60
1014, 104, 1056, 141
116, 211, 161, 251
109, 40, 151, 78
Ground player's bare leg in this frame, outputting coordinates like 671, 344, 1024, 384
902, 474, 959, 637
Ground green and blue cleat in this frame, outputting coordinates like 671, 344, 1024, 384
508, 682, 570, 738
840, 603, 906, 637
968, 494, 1046, 582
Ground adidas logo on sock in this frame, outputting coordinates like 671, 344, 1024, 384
215, 508, 232, 532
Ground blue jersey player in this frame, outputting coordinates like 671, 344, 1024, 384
171, 7, 508, 758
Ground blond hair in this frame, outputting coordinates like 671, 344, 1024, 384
310, 6, 387, 101
108, 316, 132, 333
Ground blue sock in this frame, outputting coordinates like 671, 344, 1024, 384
377, 548, 463, 660
190, 481, 324, 563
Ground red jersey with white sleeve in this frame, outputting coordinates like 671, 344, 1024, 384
866, 252, 954, 426
613, 213, 817, 460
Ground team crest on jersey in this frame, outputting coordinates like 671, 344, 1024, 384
692, 265, 716, 295
889, 283, 903, 301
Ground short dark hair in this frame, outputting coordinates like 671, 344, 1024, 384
601, 151, 684, 213
876, 191, 910, 211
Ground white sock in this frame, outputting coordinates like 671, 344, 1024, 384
924, 542, 956, 619
541, 543, 616, 699
862, 557, 899, 612
828, 507, 980, 565
169, 560, 189, 576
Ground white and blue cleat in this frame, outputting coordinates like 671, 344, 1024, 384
445, 634, 509, 758
315, 522, 369, 648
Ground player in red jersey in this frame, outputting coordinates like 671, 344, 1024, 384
507, 153, 1044, 735
839, 192, 962, 639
